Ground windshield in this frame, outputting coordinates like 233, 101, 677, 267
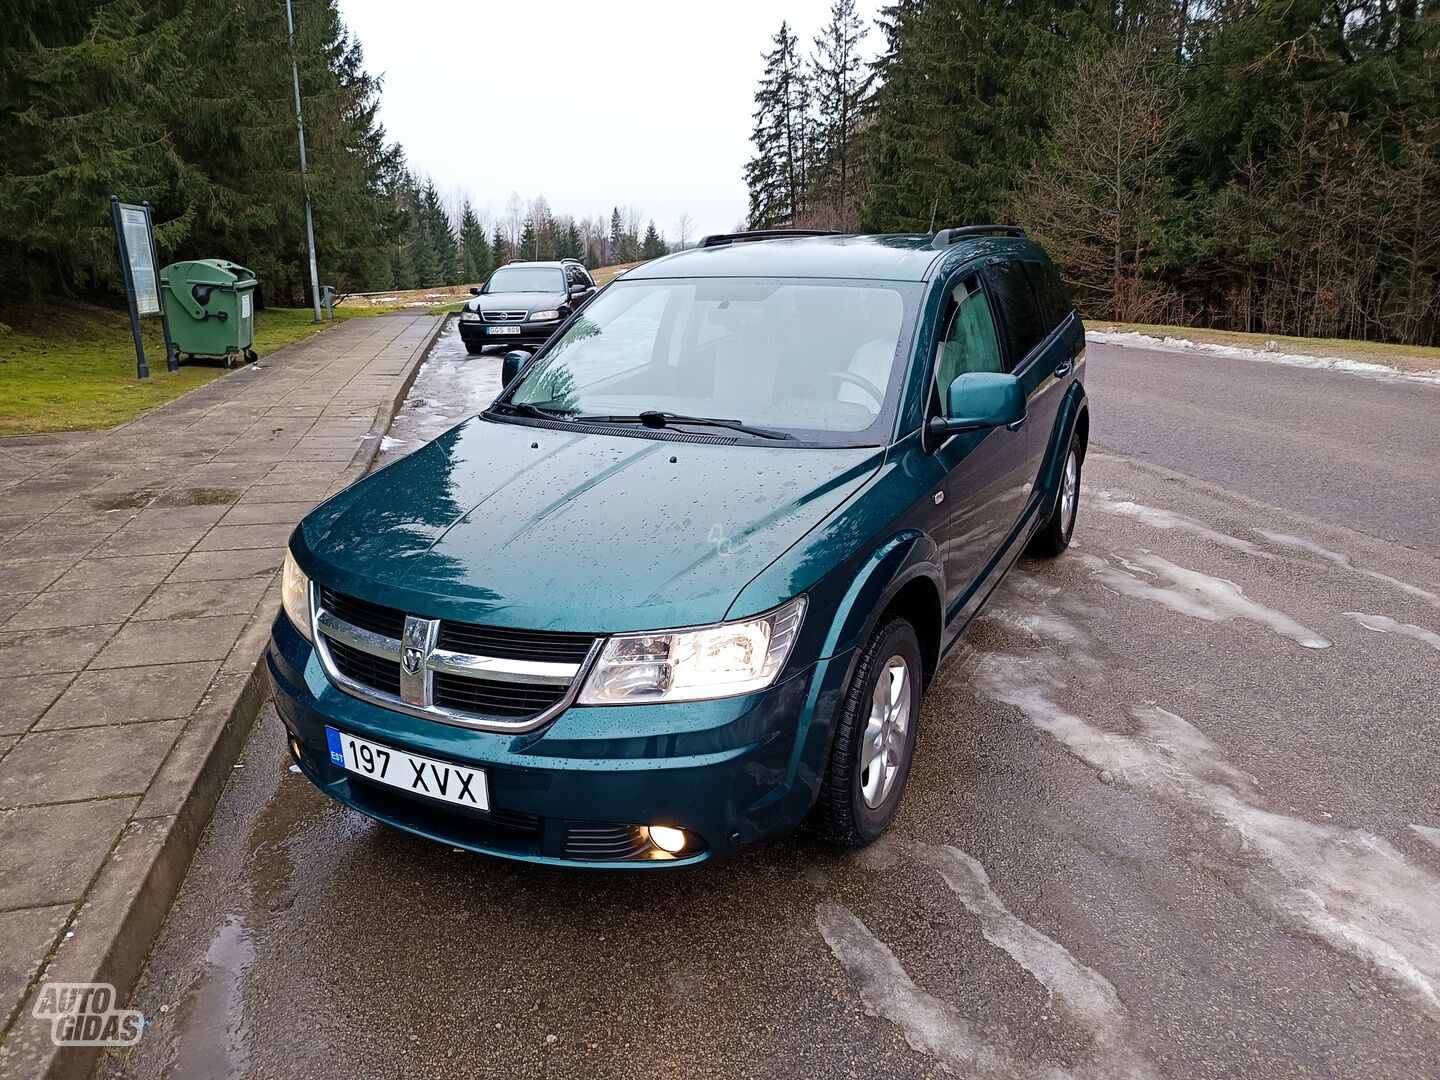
485, 267, 564, 293
504, 277, 917, 445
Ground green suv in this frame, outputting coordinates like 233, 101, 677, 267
267, 227, 1088, 867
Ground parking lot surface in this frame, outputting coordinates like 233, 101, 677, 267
102, 334, 1440, 1079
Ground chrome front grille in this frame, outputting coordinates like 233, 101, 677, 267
311, 586, 601, 732
481, 310, 527, 323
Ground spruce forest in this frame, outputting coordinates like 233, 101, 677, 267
0, 0, 673, 305
747, 0, 1440, 345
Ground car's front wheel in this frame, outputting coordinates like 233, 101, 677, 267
810, 617, 922, 847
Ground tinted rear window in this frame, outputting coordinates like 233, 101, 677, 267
985, 261, 1047, 366
1024, 260, 1074, 330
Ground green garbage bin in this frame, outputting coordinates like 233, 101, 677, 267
159, 259, 259, 367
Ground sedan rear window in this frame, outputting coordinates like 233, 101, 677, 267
506, 278, 919, 444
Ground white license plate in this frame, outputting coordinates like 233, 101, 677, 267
485, 325, 521, 335
325, 727, 489, 810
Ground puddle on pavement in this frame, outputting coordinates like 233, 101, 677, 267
155, 486, 243, 507
169, 915, 255, 1080
89, 490, 160, 511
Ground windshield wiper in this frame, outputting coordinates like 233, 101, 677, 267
490, 401, 574, 421
575, 410, 795, 441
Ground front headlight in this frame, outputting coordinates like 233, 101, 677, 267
459, 310, 481, 322
578, 596, 806, 704
281, 551, 313, 642
528, 309, 561, 322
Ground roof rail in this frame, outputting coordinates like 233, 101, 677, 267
698, 229, 841, 249
931, 224, 1027, 249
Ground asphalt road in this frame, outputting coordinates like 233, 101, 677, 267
1083, 341, 1440, 555
103, 330, 1440, 1079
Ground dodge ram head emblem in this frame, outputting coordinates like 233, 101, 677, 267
401, 647, 424, 675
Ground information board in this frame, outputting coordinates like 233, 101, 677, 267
118, 203, 160, 315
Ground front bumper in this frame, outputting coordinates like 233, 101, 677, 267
266, 612, 853, 868
457, 318, 560, 350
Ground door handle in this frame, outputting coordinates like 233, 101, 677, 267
1053, 360, 1072, 379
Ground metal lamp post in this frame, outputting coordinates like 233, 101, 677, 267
286, 0, 322, 322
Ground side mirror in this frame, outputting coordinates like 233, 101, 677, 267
927, 372, 1026, 441
502, 349, 532, 385
469, 287, 482, 296
568, 284, 588, 298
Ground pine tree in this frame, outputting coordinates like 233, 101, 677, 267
859, 0, 1084, 233
0, 0, 407, 301
0, 1, 192, 294
608, 207, 623, 262
810, 0, 871, 229
537, 219, 558, 261
745, 21, 813, 228
557, 220, 582, 260
416, 181, 457, 285
518, 217, 537, 262
457, 200, 490, 284
641, 221, 667, 259
491, 225, 510, 267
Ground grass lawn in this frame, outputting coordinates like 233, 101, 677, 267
0, 300, 376, 436
1097, 320, 1440, 373
590, 261, 644, 286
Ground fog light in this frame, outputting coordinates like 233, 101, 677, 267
647, 825, 687, 854
288, 735, 304, 766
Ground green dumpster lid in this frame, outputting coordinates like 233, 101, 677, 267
159, 259, 258, 288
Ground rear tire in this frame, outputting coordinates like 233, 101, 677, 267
810, 617, 923, 847
1028, 434, 1081, 558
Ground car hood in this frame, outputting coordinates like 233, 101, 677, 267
465, 290, 566, 313
296, 417, 882, 633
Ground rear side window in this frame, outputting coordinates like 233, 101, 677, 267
1023, 261, 1074, 330
934, 275, 1003, 396
985, 260, 1046, 366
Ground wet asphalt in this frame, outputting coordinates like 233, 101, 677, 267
100, 329, 1440, 1079
1084, 342, 1440, 555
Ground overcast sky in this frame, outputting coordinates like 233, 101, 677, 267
334, 0, 880, 239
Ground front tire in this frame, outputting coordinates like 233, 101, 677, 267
1029, 435, 1081, 557
810, 617, 923, 847
464, 344, 485, 356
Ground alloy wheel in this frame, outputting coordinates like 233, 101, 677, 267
860, 655, 911, 808
1060, 449, 1078, 534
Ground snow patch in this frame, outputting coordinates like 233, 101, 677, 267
1090, 492, 1275, 559
909, 843, 1160, 1079
816, 903, 1060, 1079
1343, 612, 1440, 652
1255, 530, 1439, 608
1087, 330, 1440, 385
1077, 550, 1331, 648
972, 661, 1440, 1018
1411, 825, 1440, 853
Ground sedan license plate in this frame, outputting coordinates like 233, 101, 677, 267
485, 325, 522, 335
325, 727, 489, 810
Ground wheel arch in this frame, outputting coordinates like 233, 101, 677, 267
820, 533, 944, 690
1037, 384, 1089, 520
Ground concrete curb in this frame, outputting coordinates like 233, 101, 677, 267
3, 314, 446, 1080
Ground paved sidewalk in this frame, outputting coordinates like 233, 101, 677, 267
0, 313, 442, 1078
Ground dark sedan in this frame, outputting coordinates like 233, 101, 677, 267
458, 261, 596, 354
